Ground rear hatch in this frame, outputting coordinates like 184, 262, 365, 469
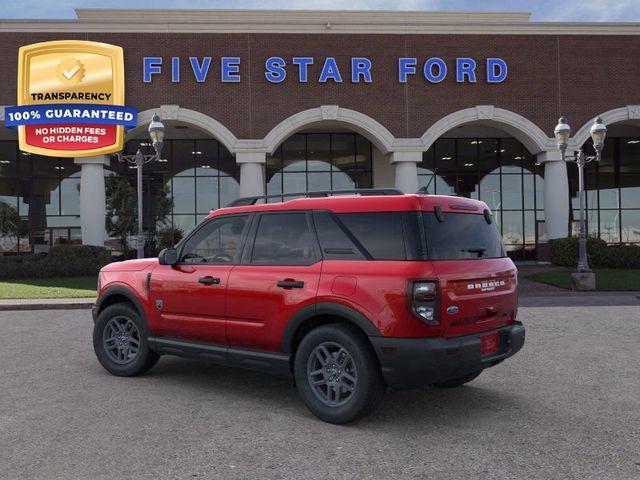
422, 210, 518, 338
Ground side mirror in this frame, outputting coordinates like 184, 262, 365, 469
158, 248, 178, 266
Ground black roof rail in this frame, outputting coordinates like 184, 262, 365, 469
225, 188, 404, 207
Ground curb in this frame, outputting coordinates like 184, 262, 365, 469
0, 300, 94, 312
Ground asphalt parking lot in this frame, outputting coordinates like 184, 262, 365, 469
1, 306, 639, 480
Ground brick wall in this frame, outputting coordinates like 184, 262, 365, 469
0, 32, 638, 141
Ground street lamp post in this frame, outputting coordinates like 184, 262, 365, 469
553, 116, 607, 289
117, 114, 166, 259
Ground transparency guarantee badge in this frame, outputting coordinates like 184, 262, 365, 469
5, 40, 136, 157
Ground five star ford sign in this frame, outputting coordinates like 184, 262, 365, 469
5, 40, 137, 158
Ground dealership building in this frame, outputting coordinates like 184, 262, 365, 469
0, 8, 639, 258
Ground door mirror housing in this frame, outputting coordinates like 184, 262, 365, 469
158, 248, 178, 266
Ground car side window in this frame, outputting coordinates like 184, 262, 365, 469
251, 213, 318, 265
180, 215, 248, 264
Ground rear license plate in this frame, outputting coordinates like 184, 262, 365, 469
480, 332, 499, 356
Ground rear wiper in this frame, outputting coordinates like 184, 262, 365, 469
462, 247, 487, 258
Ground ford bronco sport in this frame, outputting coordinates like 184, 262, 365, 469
92, 189, 525, 424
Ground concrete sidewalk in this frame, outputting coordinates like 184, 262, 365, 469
0, 297, 94, 311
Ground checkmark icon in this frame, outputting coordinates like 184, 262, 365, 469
62, 64, 80, 79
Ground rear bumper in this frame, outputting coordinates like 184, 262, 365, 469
369, 322, 525, 390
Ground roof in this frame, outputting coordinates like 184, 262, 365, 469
0, 9, 638, 35
210, 194, 489, 217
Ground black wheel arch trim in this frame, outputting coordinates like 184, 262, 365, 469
281, 302, 381, 354
93, 285, 146, 323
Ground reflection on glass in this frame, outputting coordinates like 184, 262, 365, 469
599, 210, 620, 243
621, 210, 640, 243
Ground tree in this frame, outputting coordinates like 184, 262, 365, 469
0, 201, 20, 251
105, 176, 173, 253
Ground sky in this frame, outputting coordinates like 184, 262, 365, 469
0, 0, 639, 22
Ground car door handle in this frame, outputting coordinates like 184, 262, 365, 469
198, 276, 220, 285
277, 279, 304, 289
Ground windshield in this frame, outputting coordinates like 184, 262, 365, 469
422, 212, 505, 260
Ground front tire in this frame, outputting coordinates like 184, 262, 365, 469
294, 324, 385, 424
93, 303, 159, 377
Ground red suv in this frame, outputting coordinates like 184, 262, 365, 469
92, 189, 524, 424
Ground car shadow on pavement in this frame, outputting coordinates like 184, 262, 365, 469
133, 356, 523, 427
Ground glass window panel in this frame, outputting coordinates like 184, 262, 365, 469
620, 137, 640, 174
60, 177, 80, 215
220, 176, 239, 208
501, 175, 523, 210
31, 156, 58, 178
331, 170, 356, 190
524, 211, 536, 244
282, 172, 306, 193
196, 177, 219, 213
502, 210, 523, 246
434, 139, 456, 175
46, 216, 80, 227
598, 179, 619, 209
194, 139, 219, 174
173, 140, 195, 176
599, 210, 620, 243
535, 174, 544, 210
355, 135, 371, 169
417, 175, 434, 194
172, 214, 197, 235
352, 170, 371, 189
457, 138, 478, 172
500, 138, 523, 173
306, 134, 331, 172
331, 134, 355, 172
308, 172, 331, 191
172, 177, 195, 214
478, 138, 499, 175
479, 174, 501, 210
435, 175, 455, 196
182, 215, 247, 264
620, 174, 640, 209
0, 141, 18, 177
621, 210, 640, 243
523, 174, 536, 210
219, 146, 238, 179
456, 175, 479, 199
419, 147, 435, 172
252, 213, 316, 265
282, 134, 306, 172
267, 172, 282, 195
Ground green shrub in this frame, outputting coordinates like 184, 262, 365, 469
0, 245, 111, 279
550, 237, 640, 269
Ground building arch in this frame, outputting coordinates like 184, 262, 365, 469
128, 105, 239, 154
263, 105, 396, 155
420, 105, 552, 154
572, 105, 640, 148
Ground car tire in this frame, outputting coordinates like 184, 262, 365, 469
433, 370, 482, 388
93, 303, 160, 377
294, 323, 386, 424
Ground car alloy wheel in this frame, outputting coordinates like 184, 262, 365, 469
306, 341, 358, 407
102, 316, 141, 365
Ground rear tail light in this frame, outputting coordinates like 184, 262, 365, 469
411, 281, 439, 325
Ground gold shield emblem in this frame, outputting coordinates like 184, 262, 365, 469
16, 40, 125, 157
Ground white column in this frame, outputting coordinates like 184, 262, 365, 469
237, 152, 266, 197
74, 155, 109, 246
391, 151, 421, 193
538, 151, 569, 240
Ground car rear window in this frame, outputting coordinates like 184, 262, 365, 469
422, 212, 505, 260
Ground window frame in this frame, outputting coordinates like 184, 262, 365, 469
175, 212, 252, 265
241, 211, 322, 266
